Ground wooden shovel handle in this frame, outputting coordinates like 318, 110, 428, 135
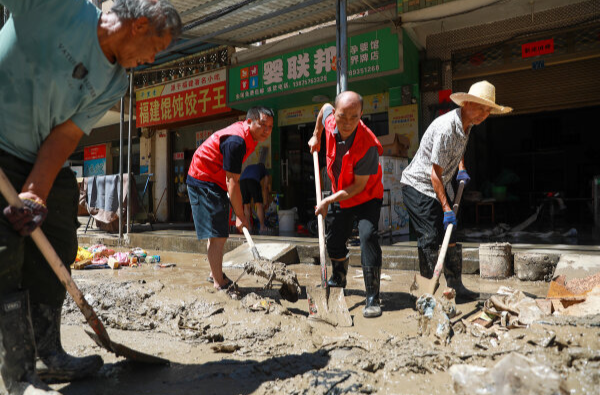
312, 151, 328, 287
0, 168, 113, 350
453, 180, 466, 215
432, 180, 466, 284
242, 226, 261, 260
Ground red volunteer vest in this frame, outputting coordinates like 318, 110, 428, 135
188, 121, 258, 191
324, 115, 383, 208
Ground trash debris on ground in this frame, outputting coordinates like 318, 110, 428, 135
352, 270, 392, 281
416, 289, 456, 344
241, 292, 290, 315
450, 352, 568, 395
72, 244, 162, 270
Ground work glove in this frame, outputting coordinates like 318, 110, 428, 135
456, 170, 470, 185
443, 210, 457, 230
3, 198, 48, 236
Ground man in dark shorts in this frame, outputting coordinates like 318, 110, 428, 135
187, 107, 274, 290
240, 163, 271, 234
308, 91, 384, 318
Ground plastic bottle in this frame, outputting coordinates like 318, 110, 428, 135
146, 255, 161, 263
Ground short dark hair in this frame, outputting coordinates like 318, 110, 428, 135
334, 91, 363, 111
246, 106, 274, 121
111, 0, 182, 38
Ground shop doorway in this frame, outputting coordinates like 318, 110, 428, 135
279, 123, 323, 228
463, 105, 600, 243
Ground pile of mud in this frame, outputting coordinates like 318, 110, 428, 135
62, 277, 600, 394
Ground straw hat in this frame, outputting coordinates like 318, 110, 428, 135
450, 80, 512, 114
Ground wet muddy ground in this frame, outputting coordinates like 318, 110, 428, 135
54, 250, 600, 395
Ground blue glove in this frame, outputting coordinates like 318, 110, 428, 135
456, 170, 470, 185
443, 210, 457, 230
3, 198, 48, 236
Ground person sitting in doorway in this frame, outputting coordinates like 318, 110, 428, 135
240, 162, 272, 234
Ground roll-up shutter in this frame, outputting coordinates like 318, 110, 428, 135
453, 56, 600, 115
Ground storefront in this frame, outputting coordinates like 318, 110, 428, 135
421, 0, 600, 235
135, 67, 243, 222
226, 20, 421, 233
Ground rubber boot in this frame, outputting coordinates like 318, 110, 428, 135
362, 266, 382, 318
326, 258, 349, 288
0, 292, 62, 395
417, 248, 439, 279
30, 304, 103, 383
444, 244, 480, 303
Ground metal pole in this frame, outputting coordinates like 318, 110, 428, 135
336, 1, 341, 94
127, 72, 133, 235
338, 0, 348, 94
119, 97, 124, 240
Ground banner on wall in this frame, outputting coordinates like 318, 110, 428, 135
388, 104, 419, 158
83, 144, 107, 177
229, 28, 401, 103
136, 69, 230, 128
243, 142, 271, 169
195, 130, 213, 148
278, 93, 389, 127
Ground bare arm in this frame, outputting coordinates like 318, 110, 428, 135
226, 171, 249, 231
458, 156, 466, 172
308, 103, 333, 153
22, 120, 84, 203
431, 164, 452, 212
315, 175, 369, 217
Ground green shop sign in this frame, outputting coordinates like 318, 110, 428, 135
229, 28, 400, 103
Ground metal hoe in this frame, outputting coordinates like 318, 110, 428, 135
306, 152, 352, 327
0, 168, 168, 364
410, 180, 466, 297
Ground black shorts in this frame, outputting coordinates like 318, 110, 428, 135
240, 179, 263, 205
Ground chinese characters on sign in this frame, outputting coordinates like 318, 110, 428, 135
83, 144, 107, 177
230, 28, 400, 102
195, 130, 213, 148
522, 39, 554, 58
136, 69, 230, 128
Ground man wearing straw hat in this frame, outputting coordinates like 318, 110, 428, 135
400, 81, 512, 302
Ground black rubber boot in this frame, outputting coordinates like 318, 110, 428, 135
327, 258, 349, 288
30, 304, 103, 383
362, 266, 382, 318
0, 292, 62, 395
444, 244, 480, 303
418, 248, 439, 279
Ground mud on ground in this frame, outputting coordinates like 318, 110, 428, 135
55, 251, 600, 395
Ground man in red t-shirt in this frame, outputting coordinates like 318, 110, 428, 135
308, 91, 384, 318
187, 107, 274, 290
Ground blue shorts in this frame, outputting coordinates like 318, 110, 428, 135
188, 184, 230, 239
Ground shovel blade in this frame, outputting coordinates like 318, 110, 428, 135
409, 273, 440, 298
85, 330, 170, 365
306, 285, 353, 327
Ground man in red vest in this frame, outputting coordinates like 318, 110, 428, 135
187, 107, 274, 290
308, 91, 384, 318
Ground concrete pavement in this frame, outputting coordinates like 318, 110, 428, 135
77, 218, 600, 276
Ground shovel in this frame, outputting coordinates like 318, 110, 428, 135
231, 226, 301, 302
0, 168, 168, 365
410, 180, 466, 297
306, 152, 352, 327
